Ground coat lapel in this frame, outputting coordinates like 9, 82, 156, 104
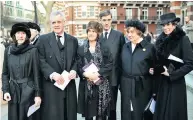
107, 29, 116, 45
65, 33, 73, 71
48, 32, 63, 67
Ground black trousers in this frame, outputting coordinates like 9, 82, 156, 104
191, 43, 193, 50
108, 86, 118, 120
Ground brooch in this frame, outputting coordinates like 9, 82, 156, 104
143, 48, 146, 51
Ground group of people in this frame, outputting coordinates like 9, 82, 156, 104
1, 9, 193, 120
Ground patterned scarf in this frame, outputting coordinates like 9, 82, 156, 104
83, 40, 111, 116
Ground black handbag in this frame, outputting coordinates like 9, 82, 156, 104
143, 95, 156, 120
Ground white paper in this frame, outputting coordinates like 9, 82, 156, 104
84, 63, 99, 72
27, 104, 40, 117
130, 100, 133, 111
168, 54, 184, 63
149, 99, 156, 114
54, 70, 70, 90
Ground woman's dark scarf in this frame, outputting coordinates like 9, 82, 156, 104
10, 40, 34, 55
155, 25, 186, 59
83, 40, 111, 116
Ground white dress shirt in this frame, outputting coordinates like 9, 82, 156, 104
103, 28, 111, 39
55, 33, 65, 45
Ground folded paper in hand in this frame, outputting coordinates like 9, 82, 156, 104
27, 104, 40, 117
149, 99, 156, 113
84, 63, 99, 72
83, 63, 100, 83
168, 54, 184, 63
144, 98, 156, 114
54, 70, 70, 90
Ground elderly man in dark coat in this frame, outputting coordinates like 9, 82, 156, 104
37, 11, 78, 120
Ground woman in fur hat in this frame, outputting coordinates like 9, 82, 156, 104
149, 13, 193, 120
1, 23, 41, 120
120, 19, 156, 120
77, 21, 113, 120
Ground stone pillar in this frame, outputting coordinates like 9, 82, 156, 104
187, 2, 193, 20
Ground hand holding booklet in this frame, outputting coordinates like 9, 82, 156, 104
54, 70, 71, 90
27, 104, 40, 117
82, 62, 101, 84
83, 62, 99, 72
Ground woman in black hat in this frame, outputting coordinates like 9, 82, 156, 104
149, 13, 193, 120
1, 23, 41, 120
77, 21, 113, 120
120, 20, 156, 120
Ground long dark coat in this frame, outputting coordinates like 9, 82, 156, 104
2, 45, 41, 120
100, 29, 125, 86
37, 32, 78, 120
153, 26, 193, 120
31, 35, 42, 120
77, 41, 113, 118
120, 39, 156, 120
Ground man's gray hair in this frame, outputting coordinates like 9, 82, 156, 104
50, 11, 65, 21
99, 9, 112, 19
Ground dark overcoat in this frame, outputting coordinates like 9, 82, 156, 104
2, 45, 40, 120
77, 40, 113, 118
153, 26, 193, 120
100, 29, 125, 86
120, 39, 156, 120
37, 32, 78, 120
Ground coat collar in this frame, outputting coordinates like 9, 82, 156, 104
155, 26, 185, 58
127, 39, 148, 49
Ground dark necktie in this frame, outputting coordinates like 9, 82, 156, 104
105, 32, 108, 40
57, 35, 64, 50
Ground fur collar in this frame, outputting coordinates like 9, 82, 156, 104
155, 26, 185, 58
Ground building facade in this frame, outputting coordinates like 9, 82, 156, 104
0, 1, 34, 37
62, 1, 100, 38
170, 1, 193, 25
63, 1, 170, 38
99, 1, 170, 35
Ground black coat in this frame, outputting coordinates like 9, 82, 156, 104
31, 35, 42, 120
77, 41, 113, 118
2, 45, 40, 120
100, 29, 125, 86
153, 26, 193, 120
37, 32, 78, 120
120, 39, 156, 120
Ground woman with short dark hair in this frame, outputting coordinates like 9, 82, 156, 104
77, 21, 113, 120
120, 20, 156, 120
150, 13, 193, 120
2, 23, 41, 120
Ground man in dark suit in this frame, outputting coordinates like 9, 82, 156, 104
27, 22, 41, 46
37, 11, 78, 120
99, 10, 125, 120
